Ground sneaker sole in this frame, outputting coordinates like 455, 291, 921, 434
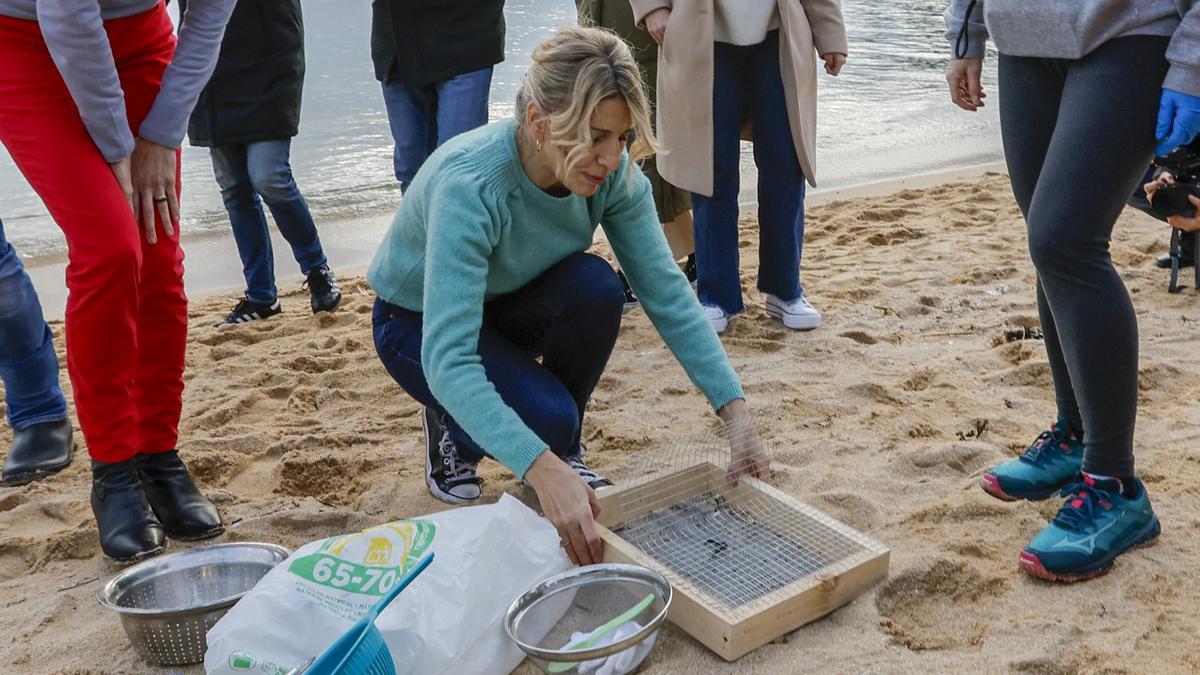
1018, 516, 1162, 583
764, 303, 820, 331
979, 472, 1061, 502
421, 412, 479, 505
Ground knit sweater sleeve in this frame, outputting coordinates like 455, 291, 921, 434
600, 158, 745, 411
1166, 1, 1200, 97
35, 0, 133, 162
418, 173, 549, 479
944, 0, 987, 59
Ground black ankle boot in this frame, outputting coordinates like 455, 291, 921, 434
3, 418, 74, 486
91, 459, 165, 562
135, 450, 223, 541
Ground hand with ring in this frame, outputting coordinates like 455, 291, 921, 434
130, 137, 180, 244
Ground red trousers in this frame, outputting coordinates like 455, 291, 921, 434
0, 5, 188, 463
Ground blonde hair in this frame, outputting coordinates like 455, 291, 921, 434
516, 25, 656, 179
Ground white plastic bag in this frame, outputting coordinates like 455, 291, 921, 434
204, 494, 569, 675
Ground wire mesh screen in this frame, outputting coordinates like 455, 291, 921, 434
608, 419, 886, 621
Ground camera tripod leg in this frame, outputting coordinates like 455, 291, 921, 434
1168, 228, 1182, 294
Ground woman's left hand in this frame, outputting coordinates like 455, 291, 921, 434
820, 53, 846, 77
1144, 175, 1200, 231
130, 137, 180, 244
718, 399, 770, 484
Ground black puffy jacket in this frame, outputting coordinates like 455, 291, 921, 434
370, 0, 506, 88
184, 0, 305, 147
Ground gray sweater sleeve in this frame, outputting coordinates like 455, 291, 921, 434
36, 0, 133, 162
944, 0, 987, 59
138, 0, 236, 149
1165, 1, 1200, 96
35, 0, 235, 162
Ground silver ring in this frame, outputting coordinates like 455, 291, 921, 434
153, 195, 169, 203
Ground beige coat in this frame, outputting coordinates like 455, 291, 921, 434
630, 0, 847, 194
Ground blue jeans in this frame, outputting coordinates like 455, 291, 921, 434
381, 66, 493, 191
0, 218, 67, 430
210, 139, 328, 305
693, 31, 806, 315
372, 253, 624, 464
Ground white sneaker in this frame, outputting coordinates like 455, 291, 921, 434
765, 293, 821, 330
703, 304, 730, 334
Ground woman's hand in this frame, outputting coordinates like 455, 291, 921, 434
525, 451, 604, 566
130, 137, 179, 244
644, 8, 669, 46
1145, 175, 1200, 231
108, 157, 135, 215
947, 58, 985, 111
820, 53, 846, 77
718, 399, 770, 484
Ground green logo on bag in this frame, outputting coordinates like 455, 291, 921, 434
229, 650, 256, 670
288, 519, 435, 595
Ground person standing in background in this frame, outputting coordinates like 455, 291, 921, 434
0, 216, 73, 487
576, 0, 697, 309
184, 0, 343, 325
946, 0, 1200, 582
0, 0, 234, 563
633, 0, 847, 334
370, 0, 506, 192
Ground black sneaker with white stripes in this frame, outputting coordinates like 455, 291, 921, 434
216, 297, 281, 326
565, 456, 613, 490
422, 407, 482, 504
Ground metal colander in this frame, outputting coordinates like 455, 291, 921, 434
505, 564, 671, 674
97, 543, 290, 666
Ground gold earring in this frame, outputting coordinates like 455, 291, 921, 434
536, 138, 543, 152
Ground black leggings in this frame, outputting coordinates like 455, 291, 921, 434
998, 35, 1170, 477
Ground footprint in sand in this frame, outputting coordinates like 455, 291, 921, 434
875, 558, 1008, 650
897, 442, 998, 476
839, 330, 878, 346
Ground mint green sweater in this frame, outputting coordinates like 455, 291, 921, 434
367, 118, 745, 478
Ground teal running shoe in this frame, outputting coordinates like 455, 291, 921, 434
980, 416, 1083, 501
1019, 475, 1160, 582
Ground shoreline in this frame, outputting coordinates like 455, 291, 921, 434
25, 161, 1006, 321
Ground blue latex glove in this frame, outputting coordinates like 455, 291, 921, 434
1156, 88, 1200, 156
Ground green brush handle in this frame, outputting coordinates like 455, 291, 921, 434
546, 593, 656, 674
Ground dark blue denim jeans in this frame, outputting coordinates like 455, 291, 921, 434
693, 30, 806, 315
0, 218, 67, 430
372, 253, 624, 463
380, 66, 493, 192
210, 139, 328, 304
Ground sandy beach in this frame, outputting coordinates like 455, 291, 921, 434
2, 172, 1198, 673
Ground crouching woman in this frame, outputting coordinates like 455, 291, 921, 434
368, 26, 768, 565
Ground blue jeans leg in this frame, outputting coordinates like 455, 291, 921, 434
692, 41, 748, 315
433, 66, 493, 146
212, 144, 278, 304
381, 67, 493, 191
0, 218, 67, 430
381, 81, 437, 192
372, 253, 624, 465
245, 139, 327, 276
750, 31, 805, 302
